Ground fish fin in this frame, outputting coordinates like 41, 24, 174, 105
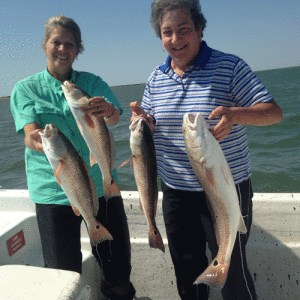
71, 205, 81, 217
119, 157, 132, 168
149, 229, 165, 253
194, 259, 229, 289
89, 177, 99, 216
103, 177, 121, 200
88, 222, 113, 246
238, 215, 247, 234
221, 165, 234, 185
84, 113, 95, 128
108, 130, 116, 171
54, 160, 65, 186
90, 153, 97, 167
204, 166, 216, 186
139, 199, 144, 212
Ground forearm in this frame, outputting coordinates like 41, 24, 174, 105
104, 106, 120, 125
231, 101, 283, 126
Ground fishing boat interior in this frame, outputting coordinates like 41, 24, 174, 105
0, 190, 300, 299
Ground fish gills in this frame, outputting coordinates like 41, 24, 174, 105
39, 124, 113, 246
61, 80, 120, 201
182, 113, 247, 289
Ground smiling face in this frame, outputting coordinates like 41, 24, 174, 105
44, 26, 78, 81
160, 8, 202, 75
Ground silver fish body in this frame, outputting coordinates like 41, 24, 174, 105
39, 124, 113, 246
182, 113, 247, 289
129, 117, 165, 252
61, 81, 120, 200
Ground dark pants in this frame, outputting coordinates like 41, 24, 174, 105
36, 196, 135, 300
161, 179, 257, 300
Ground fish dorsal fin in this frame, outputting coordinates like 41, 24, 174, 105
238, 215, 247, 234
109, 130, 116, 170
71, 205, 81, 216
90, 177, 99, 216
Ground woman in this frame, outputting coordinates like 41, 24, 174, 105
11, 16, 136, 300
131, 0, 282, 299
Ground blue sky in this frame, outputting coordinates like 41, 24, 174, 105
1, 0, 299, 97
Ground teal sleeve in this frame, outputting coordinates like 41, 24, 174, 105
10, 82, 40, 134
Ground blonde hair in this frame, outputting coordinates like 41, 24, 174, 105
42, 15, 84, 55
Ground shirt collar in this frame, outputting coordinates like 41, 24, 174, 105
43, 68, 76, 96
159, 40, 212, 73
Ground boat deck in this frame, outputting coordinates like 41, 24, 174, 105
0, 190, 300, 300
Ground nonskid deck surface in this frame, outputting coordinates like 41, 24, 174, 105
0, 190, 300, 300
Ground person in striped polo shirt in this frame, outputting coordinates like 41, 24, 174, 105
131, 0, 282, 299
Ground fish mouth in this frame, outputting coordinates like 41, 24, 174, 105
129, 117, 145, 132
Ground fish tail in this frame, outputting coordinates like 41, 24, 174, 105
193, 259, 229, 289
149, 229, 165, 253
89, 222, 113, 246
103, 177, 121, 200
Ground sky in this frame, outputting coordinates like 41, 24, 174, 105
1, 0, 299, 97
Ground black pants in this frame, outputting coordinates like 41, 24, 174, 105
36, 196, 135, 300
161, 179, 257, 300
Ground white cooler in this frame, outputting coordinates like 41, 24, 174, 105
0, 265, 91, 300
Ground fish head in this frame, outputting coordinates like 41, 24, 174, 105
39, 124, 68, 160
129, 117, 148, 156
183, 113, 213, 161
61, 81, 90, 107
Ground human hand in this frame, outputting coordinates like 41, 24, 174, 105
208, 106, 234, 142
81, 97, 115, 118
130, 101, 155, 132
25, 128, 44, 153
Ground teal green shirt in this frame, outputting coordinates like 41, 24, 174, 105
10, 68, 123, 205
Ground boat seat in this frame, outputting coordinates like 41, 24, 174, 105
0, 265, 91, 300
0, 212, 44, 266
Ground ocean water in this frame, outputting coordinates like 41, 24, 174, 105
0, 67, 299, 193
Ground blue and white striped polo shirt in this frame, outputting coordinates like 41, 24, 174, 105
141, 41, 274, 191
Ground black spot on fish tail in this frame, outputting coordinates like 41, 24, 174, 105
213, 260, 219, 266
111, 179, 114, 185
96, 225, 100, 229
154, 231, 157, 235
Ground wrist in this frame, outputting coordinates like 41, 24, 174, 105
106, 103, 115, 119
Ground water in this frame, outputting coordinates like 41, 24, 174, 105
0, 67, 299, 193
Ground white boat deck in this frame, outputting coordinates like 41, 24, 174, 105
0, 190, 300, 300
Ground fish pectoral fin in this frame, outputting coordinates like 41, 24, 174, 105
71, 205, 81, 217
221, 166, 232, 185
204, 165, 216, 186
54, 161, 64, 186
238, 215, 247, 234
119, 156, 133, 168
90, 153, 97, 167
84, 113, 95, 128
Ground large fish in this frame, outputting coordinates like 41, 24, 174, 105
121, 116, 165, 252
182, 112, 247, 289
61, 81, 120, 200
39, 124, 113, 246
